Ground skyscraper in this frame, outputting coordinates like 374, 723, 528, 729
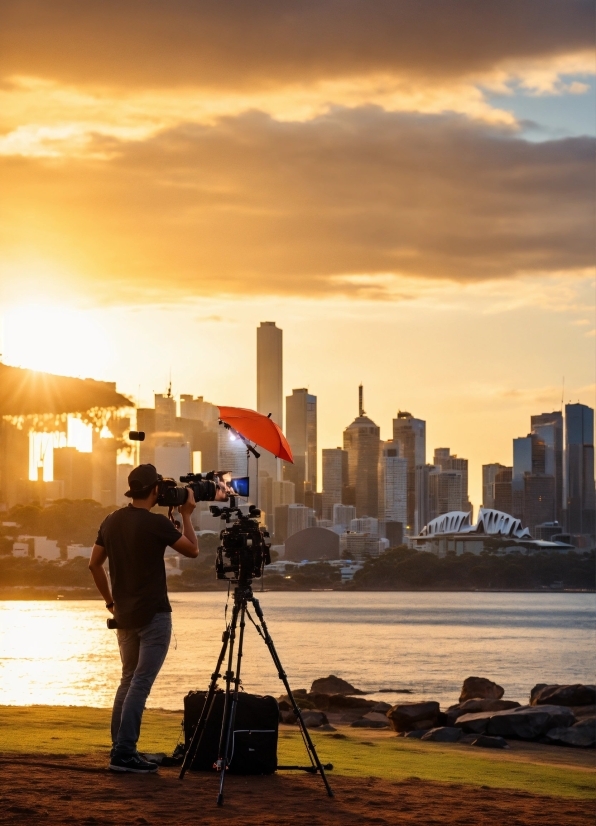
565, 403, 595, 537
257, 321, 283, 481
482, 463, 509, 509
343, 386, 380, 517
392, 411, 426, 534
428, 469, 463, 521
531, 411, 563, 522
285, 388, 317, 502
433, 448, 471, 512
322, 447, 349, 518
380, 442, 407, 526
513, 431, 556, 528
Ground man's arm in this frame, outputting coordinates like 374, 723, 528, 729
172, 488, 199, 558
88, 544, 114, 612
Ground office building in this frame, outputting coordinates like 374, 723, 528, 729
322, 447, 349, 518
257, 322, 283, 482
482, 463, 508, 510
531, 411, 563, 522
285, 388, 317, 502
565, 403, 595, 537
493, 467, 513, 515
274, 503, 315, 543
380, 442, 407, 526
350, 517, 379, 536
429, 469, 463, 521
53, 447, 92, 500
434, 448, 471, 513
155, 393, 177, 434
523, 473, 556, 534
393, 411, 426, 534
333, 503, 357, 532
343, 386, 380, 517
259, 475, 295, 532
414, 464, 435, 536
91, 432, 117, 506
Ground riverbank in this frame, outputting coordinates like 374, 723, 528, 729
0, 706, 593, 825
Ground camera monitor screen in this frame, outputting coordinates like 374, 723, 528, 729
230, 476, 249, 496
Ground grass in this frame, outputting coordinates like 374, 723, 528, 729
0, 705, 594, 800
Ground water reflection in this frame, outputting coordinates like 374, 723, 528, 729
0, 592, 594, 710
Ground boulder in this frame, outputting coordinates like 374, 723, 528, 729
530, 684, 596, 708
351, 718, 389, 729
326, 694, 374, 710
446, 699, 521, 725
454, 712, 491, 735
300, 710, 329, 728
278, 699, 292, 712
403, 729, 429, 739
363, 712, 391, 726
545, 717, 595, 748
471, 735, 509, 749
421, 727, 462, 743
280, 710, 297, 724
459, 676, 504, 703
487, 705, 576, 740
386, 701, 440, 733
455, 704, 576, 740
371, 701, 392, 713
571, 705, 596, 720
310, 675, 365, 695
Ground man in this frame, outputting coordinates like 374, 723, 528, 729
89, 463, 203, 773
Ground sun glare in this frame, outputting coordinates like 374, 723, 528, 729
2, 301, 112, 380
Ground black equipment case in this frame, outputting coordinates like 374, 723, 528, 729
183, 690, 279, 775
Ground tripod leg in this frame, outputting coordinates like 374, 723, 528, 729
216, 598, 247, 806
179, 622, 233, 779
250, 596, 334, 798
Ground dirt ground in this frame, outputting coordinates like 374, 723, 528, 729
0, 754, 593, 826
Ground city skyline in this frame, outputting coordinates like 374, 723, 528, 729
0, 1, 593, 514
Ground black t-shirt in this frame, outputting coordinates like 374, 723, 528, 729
96, 505, 182, 629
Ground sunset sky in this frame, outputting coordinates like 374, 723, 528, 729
0, 1, 594, 507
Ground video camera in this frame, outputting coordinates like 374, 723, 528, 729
211, 502, 271, 583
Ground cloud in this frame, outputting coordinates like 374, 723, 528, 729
0, 107, 593, 301
1, 1, 593, 91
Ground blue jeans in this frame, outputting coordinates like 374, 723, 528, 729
111, 612, 172, 756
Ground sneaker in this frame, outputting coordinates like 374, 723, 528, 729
109, 752, 159, 773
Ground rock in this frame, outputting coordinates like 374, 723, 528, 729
454, 713, 492, 735
403, 729, 429, 739
488, 705, 576, 740
459, 676, 504, 703
386, 701, 440, 733
280, 710, 297, 724
326, 694, 374, 710
471, 735, 509, 749
459, 734, 480, 745
446, 699, 521, 726
571, 705, 596, 720
310, 675, 365, 695
421, 727, 462, 743
530, 684, 596, 708
318, 723, 337, 732
370, 701, 392, 713
300, 710, 329, 728
362, 712, 391, 726
455, 704, 576, 740
351, 718, 389, 728
545, 717, 596, 748
278, 699, 292, 711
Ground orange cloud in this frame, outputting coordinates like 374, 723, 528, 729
1, 1, 592, 91
1, 108, 593, 302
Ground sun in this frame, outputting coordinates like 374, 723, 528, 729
2, 300, 113, 381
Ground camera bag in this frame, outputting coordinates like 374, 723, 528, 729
183, 689, 279, 775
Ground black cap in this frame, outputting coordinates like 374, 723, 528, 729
125, 464, 160, 498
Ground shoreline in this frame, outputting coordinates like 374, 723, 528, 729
0, 586, 594, 600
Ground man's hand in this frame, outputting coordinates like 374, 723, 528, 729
179, 486, 196, 515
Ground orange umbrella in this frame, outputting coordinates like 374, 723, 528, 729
217, 406, 294, 463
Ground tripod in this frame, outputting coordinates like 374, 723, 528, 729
179, 581, 334, 806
